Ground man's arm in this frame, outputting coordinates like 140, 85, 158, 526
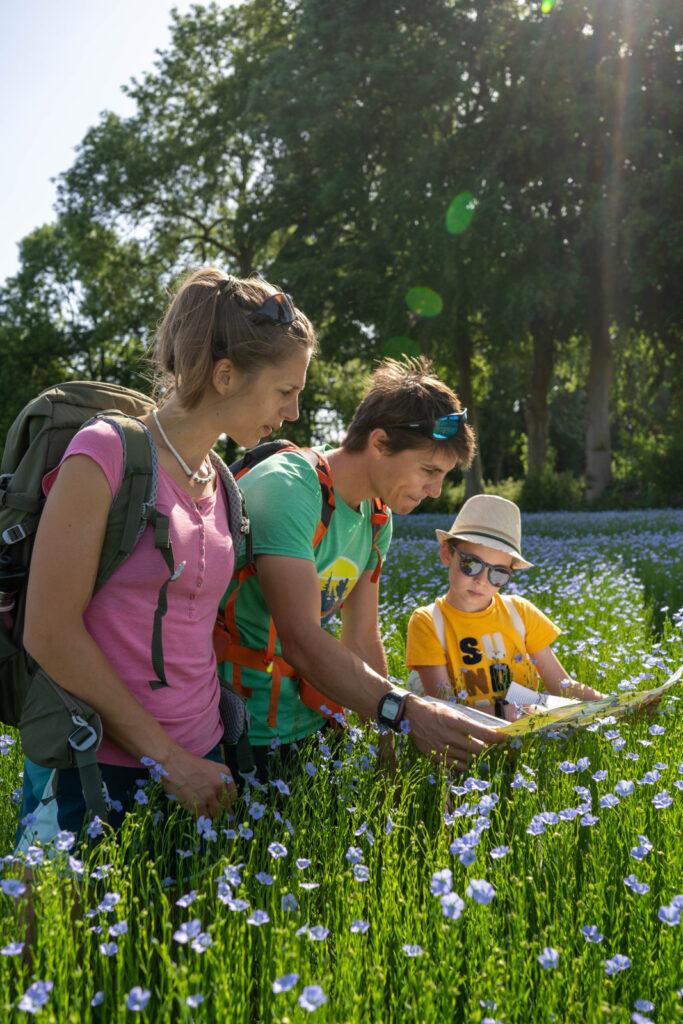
340, 570, 387, 678
255, 554, 506, 769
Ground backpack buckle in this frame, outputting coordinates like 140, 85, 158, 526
68, 715, 98, 753
2, 524, 27, 545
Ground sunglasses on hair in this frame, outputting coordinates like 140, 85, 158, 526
455, 550, 512, 588
246, 291, 296, 326
393, 410, 468, 440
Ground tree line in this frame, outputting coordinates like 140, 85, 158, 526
1, 0, 681, 508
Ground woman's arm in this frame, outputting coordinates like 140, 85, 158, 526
23, 455, 234, 815
533, 646, 605, 700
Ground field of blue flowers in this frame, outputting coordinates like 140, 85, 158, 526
0, 510, 682, 1023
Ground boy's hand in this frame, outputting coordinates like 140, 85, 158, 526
563, 681, 605, 701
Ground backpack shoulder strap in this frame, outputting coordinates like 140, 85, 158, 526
368, 498, 389, 583
210, 450, 251, 561
427, 600, 447, 651
93, 412, 157, 591
502, 594, 527, 644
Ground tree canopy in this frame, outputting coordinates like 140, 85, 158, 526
1, 0, 681, 507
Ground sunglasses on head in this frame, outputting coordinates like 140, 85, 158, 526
246, 290, 296, 326
454, 549, 513, 588
392, 410, 468, 440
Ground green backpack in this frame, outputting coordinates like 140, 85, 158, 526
0, 381, 250, 822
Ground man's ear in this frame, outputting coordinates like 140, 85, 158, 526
368, 428, 389, 457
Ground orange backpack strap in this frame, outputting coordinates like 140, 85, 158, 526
369, 498, 389, 583
214, 445, 354, 730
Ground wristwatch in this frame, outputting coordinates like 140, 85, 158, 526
377, 691, 409, 732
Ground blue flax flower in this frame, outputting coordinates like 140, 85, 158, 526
350, 919, 370, 933
581, 925, 604, 944
247, 910, 270, 926
126, 987, 151, 1012
624, 874, 650, 895
604, 954, 630, 975
466, 879, 496, 905
18, 980, 53, 1014
272, 973, 299, 994
1, 941, 24, 956
441, 893, 465, 920
298, 985, 327, 1011
537, 947, 559, 970
658, 901, 681, 926
173, 920, 202, 944
402, 944, 424, 957
430, 869, 452, 896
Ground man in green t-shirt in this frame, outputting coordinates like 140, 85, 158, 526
216, 357, 505, 776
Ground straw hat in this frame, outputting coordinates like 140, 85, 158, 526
435, 494, 533, 569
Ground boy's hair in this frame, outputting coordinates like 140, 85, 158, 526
153, 267, 318, 410
342, 356, 475, 467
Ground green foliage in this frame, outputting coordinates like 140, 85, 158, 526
520, 470, 585, 513
1, 0, 682, 504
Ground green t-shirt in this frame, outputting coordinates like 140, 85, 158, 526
218, 447, 393, 746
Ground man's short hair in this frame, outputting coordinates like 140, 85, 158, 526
342, 356, 475, 468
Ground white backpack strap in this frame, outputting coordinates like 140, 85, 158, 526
502, 595, 526, 644
427, 601, 446, 652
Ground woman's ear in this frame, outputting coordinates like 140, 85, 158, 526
213, 358, 235, 395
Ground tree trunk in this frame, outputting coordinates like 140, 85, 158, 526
525, 325, 555, 476
453, 308, 484, 498
584, 314, 613, 501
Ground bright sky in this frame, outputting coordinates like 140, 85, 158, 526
0, 0, 218, 285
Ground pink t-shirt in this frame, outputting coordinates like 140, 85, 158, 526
43, 419, 232, 767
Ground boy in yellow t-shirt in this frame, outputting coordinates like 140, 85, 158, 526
405, 495, 604, 718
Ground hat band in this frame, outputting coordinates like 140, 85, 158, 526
451, 528, 522, 556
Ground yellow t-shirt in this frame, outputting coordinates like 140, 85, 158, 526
405, 593, 560, 705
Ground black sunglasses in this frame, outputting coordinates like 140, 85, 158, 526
392, 410, 468, 440
246, 291, 296, 326
455, 550, 513, 588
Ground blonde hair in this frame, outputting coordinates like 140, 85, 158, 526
153, 267, 317, 409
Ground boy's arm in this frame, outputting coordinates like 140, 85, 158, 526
414, 665, 454, 699
533, 646, 605, 701
340, 570, 387, 676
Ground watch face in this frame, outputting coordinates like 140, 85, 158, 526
380, 694, 402, 721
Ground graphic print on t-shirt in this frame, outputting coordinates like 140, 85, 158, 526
459, 633, 511, 697
319, 556, 359, 618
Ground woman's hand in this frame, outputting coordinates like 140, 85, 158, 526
162, 750, 237, 818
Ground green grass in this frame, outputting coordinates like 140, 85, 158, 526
0, 510, 682, 1022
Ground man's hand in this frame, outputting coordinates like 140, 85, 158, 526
162, 750, 237, 818
404, 696, 506, 772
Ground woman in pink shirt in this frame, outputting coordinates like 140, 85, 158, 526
17, 268, 316, 843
